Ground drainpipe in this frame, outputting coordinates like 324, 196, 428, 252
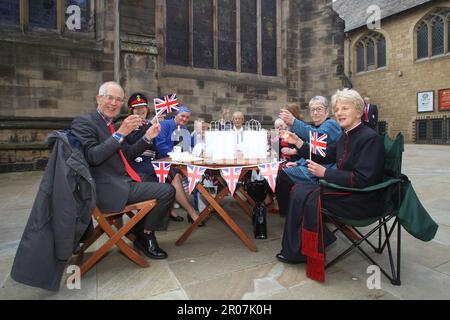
346, 32, 352, 87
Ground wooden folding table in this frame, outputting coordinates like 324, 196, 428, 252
172, 156, 275, 252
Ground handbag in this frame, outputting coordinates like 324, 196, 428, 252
246, 179, 268, 239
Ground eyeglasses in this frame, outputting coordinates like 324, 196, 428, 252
309, 107, 326, 113
103, 94, 125, 104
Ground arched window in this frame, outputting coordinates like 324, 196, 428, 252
0, 0, 93, 33
0, 1, 19, 26
417, 23, 429, 58
356, 43, 364, 72
431, 17, 444, 55
354, 32, 386, 73
416, 8, 450, 59
366, 39, 375, 70
378, 37, 386, 67
448, 16, 450, 51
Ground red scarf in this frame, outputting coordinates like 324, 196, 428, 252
301, 189, 325, 282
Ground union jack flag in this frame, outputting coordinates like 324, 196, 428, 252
309, 131, 328, 157
187, 165, 207, 194
153, 93, 179, 116
220, 167, 242, 195
258, 162, 280, 192
152, 162, 171, 183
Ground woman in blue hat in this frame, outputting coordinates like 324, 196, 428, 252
155, 106, 192, 158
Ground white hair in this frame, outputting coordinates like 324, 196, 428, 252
98, 81, 123, 96
309, 96, 329, 110
274, 118, 285, 128
233, 111, 244, 118
331, 88, 365, 113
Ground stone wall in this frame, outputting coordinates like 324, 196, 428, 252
344, 1, 450, 142
0, 0, 345, 171
0, 0, 117, 171
119, 0, 158, 105
152, 0, 344, 123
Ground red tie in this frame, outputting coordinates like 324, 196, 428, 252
364, 105, 369, 121
107, 123, 142, 182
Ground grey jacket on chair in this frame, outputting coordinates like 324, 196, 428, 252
11, 130, 96, 291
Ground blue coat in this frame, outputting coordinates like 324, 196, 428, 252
155, 118, 188, 159
284, 118, 342, 184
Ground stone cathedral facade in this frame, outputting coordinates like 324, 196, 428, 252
0, 0, 345, 172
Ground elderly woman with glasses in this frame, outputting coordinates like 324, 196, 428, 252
275, 96, 342, 217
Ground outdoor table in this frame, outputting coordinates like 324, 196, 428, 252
171, 155, 276, 252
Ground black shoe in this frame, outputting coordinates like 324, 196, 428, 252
187, 214, 205, 227
134, 232, 168, 260
170, 215, 184, 222
276, 253, 306, 264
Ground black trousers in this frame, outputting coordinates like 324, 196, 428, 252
127, 181, 176, 232
275, 170, 295, 217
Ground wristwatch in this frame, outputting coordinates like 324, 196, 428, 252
112, 132, 124, 144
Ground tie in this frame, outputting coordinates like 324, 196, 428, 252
107, 123, 142, 182
364, 105, 369, 122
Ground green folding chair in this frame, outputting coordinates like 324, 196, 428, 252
320, 133, 404, 285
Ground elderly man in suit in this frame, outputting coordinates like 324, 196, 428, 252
71, 81, 175, 260
361, 96, 379, 132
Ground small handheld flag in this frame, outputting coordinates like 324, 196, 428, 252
309, 131, 328, 158
154, 93, 180, 116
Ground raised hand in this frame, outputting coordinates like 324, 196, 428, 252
144, 122, 161, 140
279, 130, 304, 149
281, 147, 297, 156
150, 114, 165, 125
279, 109, 295, 126
117, 115, 144, 136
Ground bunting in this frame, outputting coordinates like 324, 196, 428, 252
152, 162, 171, 183
257, 162, 280, 192
187, 165, 207, 194
220, 167, 242, 195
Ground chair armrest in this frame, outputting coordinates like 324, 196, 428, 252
319, 178, 402, 192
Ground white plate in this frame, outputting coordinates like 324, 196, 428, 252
168, 152, 203, 162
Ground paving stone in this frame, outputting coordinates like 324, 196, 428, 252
0, 144, 449, 299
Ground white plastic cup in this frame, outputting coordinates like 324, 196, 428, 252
173, 145, 182, 154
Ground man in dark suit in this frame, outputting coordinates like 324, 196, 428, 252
361, 97, 378, 132
71, 81, 176, 259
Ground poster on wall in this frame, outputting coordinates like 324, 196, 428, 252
438, 88, 450, 111
417, 91, 434, 113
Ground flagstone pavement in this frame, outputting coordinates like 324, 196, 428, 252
0, 144, 449, 300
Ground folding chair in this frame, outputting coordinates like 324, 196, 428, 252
76, 199, 157, 277
320, 133, 404, 285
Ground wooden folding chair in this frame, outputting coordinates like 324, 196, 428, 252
76, 199, 157, 276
